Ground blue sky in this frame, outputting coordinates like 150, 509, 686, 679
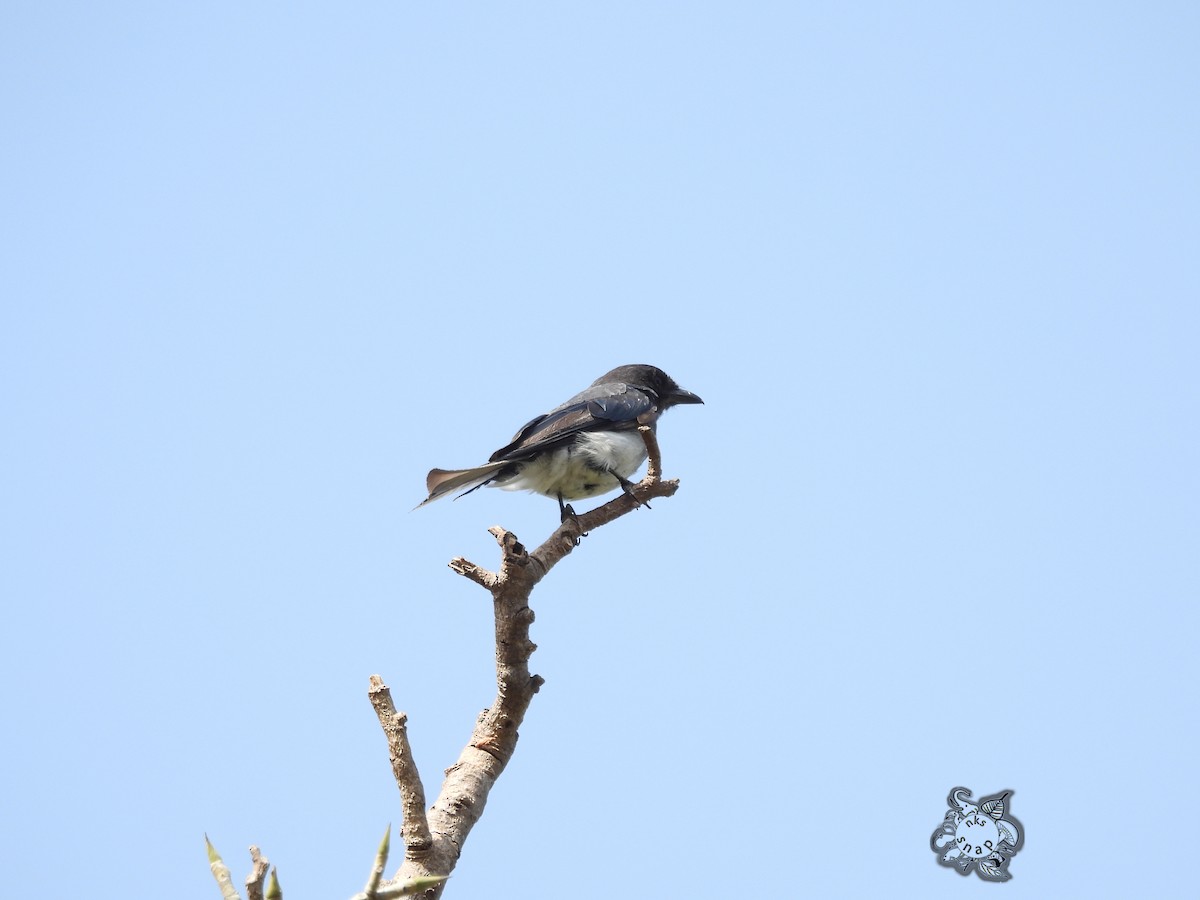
2, 3, 1197, 897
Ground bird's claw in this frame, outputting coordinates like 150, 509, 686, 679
565, 510, 587, 545
556, 498, 588, 545
558, 499, 576, 523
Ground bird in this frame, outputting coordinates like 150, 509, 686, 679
419, 364, 703, 519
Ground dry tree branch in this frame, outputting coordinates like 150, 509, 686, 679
376, 426, 681, 898
245, 847, 270, 900
210, 426, 685, 900
368, 678, 432, 854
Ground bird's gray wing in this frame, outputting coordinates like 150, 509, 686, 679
487, 381, 656, 462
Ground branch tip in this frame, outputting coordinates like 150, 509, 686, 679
246, 846, 270, 900
448, 557, 498, 588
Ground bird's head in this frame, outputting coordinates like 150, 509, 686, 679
595, 364, 704, 410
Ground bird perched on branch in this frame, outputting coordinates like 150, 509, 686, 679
419, 364, 703, 519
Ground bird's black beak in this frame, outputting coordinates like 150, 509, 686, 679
668, 388, 704, 406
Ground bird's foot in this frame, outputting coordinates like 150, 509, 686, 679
558, 496, 587, 545
558, 495, 575, 522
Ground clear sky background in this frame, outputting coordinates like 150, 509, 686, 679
2, 3, 1197, 898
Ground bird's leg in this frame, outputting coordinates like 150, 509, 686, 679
616, 474, 650, 509
557, 493, 575, 522
558, 494, 587, 545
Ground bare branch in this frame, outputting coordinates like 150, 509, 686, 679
369, 677, 432, 855
447, 557, 497, 588
639, 423, 663, 480
383, 431, 685, 897
217, 428, 689, 900
246, 847, 270, 900
387, 524, 547, 897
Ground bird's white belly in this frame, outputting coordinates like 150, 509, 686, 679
495, 430, 648, 500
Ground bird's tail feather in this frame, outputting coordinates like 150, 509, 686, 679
417, 461, 510, 508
